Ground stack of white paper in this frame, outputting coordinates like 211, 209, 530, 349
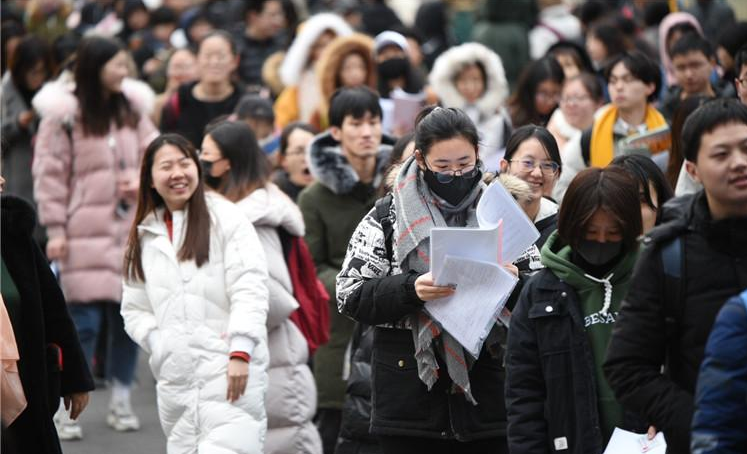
603, 428, 667, 454
427, 182, 539, 356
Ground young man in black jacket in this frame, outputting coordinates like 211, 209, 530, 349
604, 98, 747, 454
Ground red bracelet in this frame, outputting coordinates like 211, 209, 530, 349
230, 351, 251, 363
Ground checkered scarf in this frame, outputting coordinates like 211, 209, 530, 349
392, 156, 484, 405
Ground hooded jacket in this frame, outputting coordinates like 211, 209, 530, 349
604, 192, 747, 454
297, 131, 393, 410
313, 34, 377, 130
429, 42, 512, 172
31, 77, 158, 304
235, 184, 322, 454
658, 12, 704, 87
506, 232, 643, 453
121, 192, 270, 454
274, 13, 354, 127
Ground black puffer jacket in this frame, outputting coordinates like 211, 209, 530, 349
335, 324, 380, 454
604, 191, 747, 454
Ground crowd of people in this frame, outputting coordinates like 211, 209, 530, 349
1, 0, 746, 454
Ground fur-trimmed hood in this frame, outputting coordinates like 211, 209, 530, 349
315, 33, 377, 114
236, 183, 305, 237
307, 131, 395, 195
32, 75, 156, 124
428, 42, 508, 117
280, 13, 354, 87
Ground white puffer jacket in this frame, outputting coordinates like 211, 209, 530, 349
236, 184, 322, 454
122, 192, 269, 454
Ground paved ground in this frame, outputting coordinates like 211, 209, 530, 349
61, 351, 167, 454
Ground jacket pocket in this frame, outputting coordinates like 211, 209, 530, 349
371, 335, 430, 422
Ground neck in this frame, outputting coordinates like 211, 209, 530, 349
682, 84, 715, 99
345, 150, 377, 184
706, 192, 747, 221
526, 197, 541, 222
195, 81, 233, 101
617, 102, 647, 126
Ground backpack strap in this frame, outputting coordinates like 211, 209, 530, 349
374, 193, 394, 263
581, 127, 592, 167
661, 235, 686, 371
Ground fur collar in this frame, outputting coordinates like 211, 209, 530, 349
428, 42, 508, 118
32, 73, 155, 124
280, 13, 353, 87
308, 131, 394, 195
315, 33, 376, 116
1, 195, 37, 237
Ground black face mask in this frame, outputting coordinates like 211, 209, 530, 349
200, 159, 223, 189
423, 168, 482, 206
575, 239, 623, 266
377, 57, 409, 81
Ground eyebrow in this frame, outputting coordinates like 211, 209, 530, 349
433, 154, 473, 164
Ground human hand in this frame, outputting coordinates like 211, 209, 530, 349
503, 263, 519, 278
226, 357, 249, 402
647, 425, 657, 440
46, 236, 68, 260
414, 272, 455, 302
64, 392, 90, 420
18, 110, 35, 129
118, 170, 140, 203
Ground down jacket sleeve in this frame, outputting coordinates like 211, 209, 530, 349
505, 279, 549, 453
336, 209, 423, 325
31, 116, 72, 239
121, 277, 157, 354
603, 242, 694, 442
218, 200, 270, 354
691, 295, 747, 454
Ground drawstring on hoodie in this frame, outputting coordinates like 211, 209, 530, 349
583, 273, 614, 316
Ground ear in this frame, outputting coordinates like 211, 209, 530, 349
330, 126, 342, 142
644, 82, 656, 98
499, 159, 509, 174
414, 149, 426, 170
685, 159, 701, 184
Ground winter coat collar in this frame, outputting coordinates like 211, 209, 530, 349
1, 195, 36, 237
307, 131, 394, 195
236, 183, 305, 236
32, 73, 156, 124
428, 42, 508, 118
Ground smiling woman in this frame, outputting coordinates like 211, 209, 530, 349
122, 133, 271, 454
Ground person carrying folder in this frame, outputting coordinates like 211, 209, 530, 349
336, 106, 519, 454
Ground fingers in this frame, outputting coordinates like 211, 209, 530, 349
417, 286, 455, 301
226, 373, 249, 402
64, 395, 71, 411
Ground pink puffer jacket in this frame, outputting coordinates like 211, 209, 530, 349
32, 77, 158, 304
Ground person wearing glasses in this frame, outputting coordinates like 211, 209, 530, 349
554, 51, 667, 201
500, 125, 562, 249
337, 106, 520, 453
546, 73, 604, 153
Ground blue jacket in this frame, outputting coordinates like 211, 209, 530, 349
691, 289, 747, 454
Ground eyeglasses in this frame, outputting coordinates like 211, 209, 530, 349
509, 158, 560, 175
535, 91, 560, 103
560, 95, 591, 105
425, 160, 480, 183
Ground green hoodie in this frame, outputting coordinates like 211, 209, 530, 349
540, 231, 640, 441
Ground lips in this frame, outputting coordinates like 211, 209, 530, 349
730, 174, 747, 188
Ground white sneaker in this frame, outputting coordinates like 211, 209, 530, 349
106, 398, 140, 432
54, 406, 83, 441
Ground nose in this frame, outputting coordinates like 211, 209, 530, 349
360, 123, 373, 136
530, 164, 543, 178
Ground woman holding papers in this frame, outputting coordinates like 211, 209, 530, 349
505, 167, 648, 453
337, 106, 515, 454
499, 125, 562, 248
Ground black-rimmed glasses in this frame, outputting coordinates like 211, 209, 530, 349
425, 160, 480, 183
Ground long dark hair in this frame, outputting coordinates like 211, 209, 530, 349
74, 36, 139, 136
504, 124, 562, 170
509, 57, 564, 127
204, 121, 271, 202
611, 154, 673, 224
124, 134, 211, 282
667, 94, 713, 187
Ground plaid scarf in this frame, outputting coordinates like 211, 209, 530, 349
392, 156, 485, 405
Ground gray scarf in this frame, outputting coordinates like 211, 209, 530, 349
392, 156, 484, 405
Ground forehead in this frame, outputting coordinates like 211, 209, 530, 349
610, 61, 634, 78
427, 136, 476, 161
199, 36, 231, 53
700, 121, 747, 148
154, 144, 190, 163
672, 50, 709, 62
513, 137, 550, 159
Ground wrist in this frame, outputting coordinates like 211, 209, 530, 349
230, 351, 250, 363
